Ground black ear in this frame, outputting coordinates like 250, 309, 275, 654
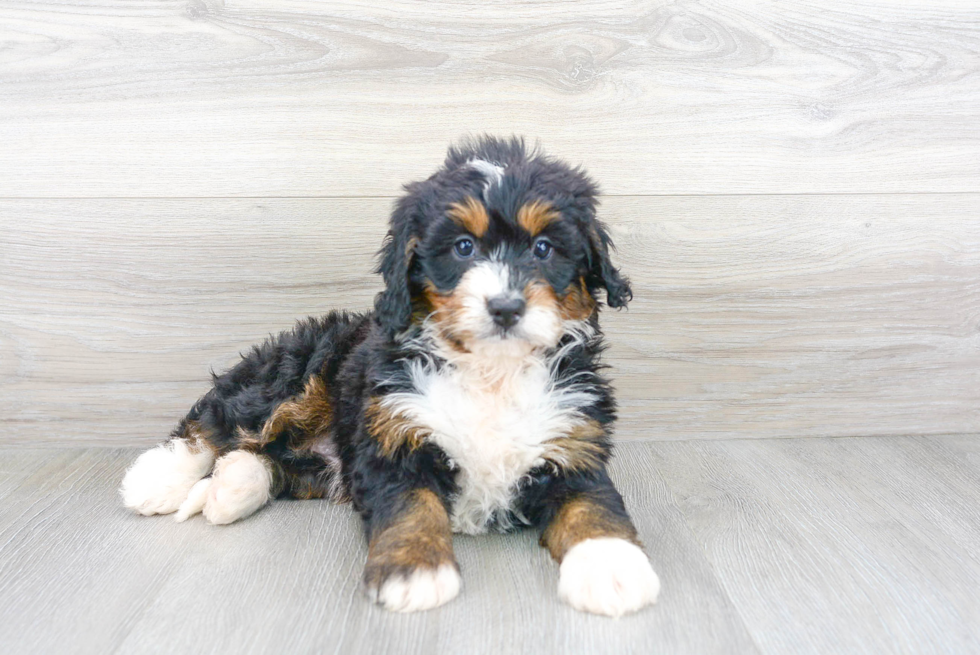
586, 220, 632, 309
374, 191, 422, 336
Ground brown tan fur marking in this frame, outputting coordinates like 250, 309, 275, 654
365, 397, 431, 457
540, 495, 641, 562
524, 280, 557, 313
364, 488, 457, 588
174, 419, 217, 455
405, 235, 420, 258
421, 282, 472, 351
234, 425, 266, 452
525, 277, 596, 322
517, 199, 560, 236
541, 420, 607, 473
558, 277, 596, 320
260, 375, 333, 448
447, 196, 489, 237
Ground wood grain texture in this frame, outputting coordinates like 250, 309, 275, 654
0, 450, 206, 654
2, 194, 978, 446
2, 438, 979, 654
648, 436, 980, 655
0, 446, 758, 655
1, 0, 979, 196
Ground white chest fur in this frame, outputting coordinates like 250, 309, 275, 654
382, 350, 596, 534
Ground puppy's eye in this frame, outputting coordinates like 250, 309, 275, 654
532, 238, 553, 261
454, 237, 475, 259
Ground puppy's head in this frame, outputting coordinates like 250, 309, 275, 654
374, 136, 630, 353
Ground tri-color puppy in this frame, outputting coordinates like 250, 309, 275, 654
120, 136, 660, 617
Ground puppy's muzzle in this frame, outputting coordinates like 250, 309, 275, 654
487, 296, 526, 329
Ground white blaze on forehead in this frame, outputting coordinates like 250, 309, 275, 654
467, 159, 505, 198
464, 260, 511, 301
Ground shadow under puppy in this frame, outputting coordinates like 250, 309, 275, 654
120, 136, 660, 617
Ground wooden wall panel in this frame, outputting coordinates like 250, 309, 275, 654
1, 1, 978, 197
2, 195, 977, 445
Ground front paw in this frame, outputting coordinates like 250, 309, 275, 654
558, 537, 660, 617
365, 563, 461, 613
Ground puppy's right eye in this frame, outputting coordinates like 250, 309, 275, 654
454, 237, 475, 259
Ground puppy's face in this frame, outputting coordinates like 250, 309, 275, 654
375, 138, 631, 353
417, 193, 595, 352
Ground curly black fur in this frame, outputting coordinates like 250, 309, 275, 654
131, 136, 644, 607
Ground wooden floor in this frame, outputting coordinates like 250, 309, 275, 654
1, 436, 979, 655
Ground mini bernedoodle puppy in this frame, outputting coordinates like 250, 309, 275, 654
120, 136, 660, 617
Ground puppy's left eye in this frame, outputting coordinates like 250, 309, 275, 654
454, 237, 475, 259
532, 238, 553, 261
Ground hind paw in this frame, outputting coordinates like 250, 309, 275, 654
120, 439, 214, 516
174, 477, 213, 522
201, 451, 273, 525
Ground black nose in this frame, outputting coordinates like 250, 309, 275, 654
487, 296, 526, 329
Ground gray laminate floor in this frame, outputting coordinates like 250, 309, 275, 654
1, 436, 978, 655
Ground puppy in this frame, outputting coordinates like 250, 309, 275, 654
120, 136, 660, 617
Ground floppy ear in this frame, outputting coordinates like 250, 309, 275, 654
586, 220, 632, 309
374, 192, 422, 336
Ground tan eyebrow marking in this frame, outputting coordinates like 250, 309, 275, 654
447, 196, 489, 238
517, 200, 560, 236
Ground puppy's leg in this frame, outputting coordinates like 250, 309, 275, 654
120, 424, 214, 516
161, 438, 339, 525
184, 371, 342, 525
539, 475, 660, 617
363, 488, 461, 613
199, 450, 275, 525
171, 376, 341, 524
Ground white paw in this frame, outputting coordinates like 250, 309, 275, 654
120, 439, 214, 516
174, 477, 212, 522
373, 564, 461, 613
558, 537, 660, 617
202, 450, 273, 525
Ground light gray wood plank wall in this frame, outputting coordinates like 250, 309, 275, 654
2, 195, 978, 445
1, 0, 978, 446
1, 1, 979, 196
